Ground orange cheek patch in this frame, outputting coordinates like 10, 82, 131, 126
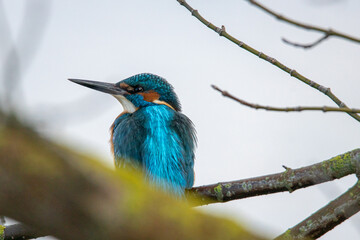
139, 91, 176, 111
139, 91, 160, 102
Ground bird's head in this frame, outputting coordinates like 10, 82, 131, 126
69, 73, 181, 113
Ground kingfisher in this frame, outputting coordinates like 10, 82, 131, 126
69, 73, 196, 197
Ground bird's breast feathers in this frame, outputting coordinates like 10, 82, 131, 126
111, 105, 196, 196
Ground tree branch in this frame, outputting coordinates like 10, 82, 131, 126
247, 0, 360, 46
0, 117, 264, 240
188, 149, 360, 206
275, 180, 360, 240
211, 85, 360, 114
177, 0, 360, 123
282, 34, 330, 49
0, 224, 46, 240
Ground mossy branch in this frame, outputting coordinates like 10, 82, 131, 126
247, 0, 360, 48
0, 118, 264, 240
189, 149, 360, 239
275, 180, 360, 240
177, 0, 360, 123
188, 149, 360, 206
212, 85, 360, 114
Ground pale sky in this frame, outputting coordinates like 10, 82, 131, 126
1, 0, 360, 239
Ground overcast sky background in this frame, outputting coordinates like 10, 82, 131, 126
1, 0, 360, 239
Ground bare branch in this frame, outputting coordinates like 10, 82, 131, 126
282, 34, 330, 49
247, 0, 360, 46
275, 180, 360, 240
176, 0, 360, 122
212, 85, 360, 114
188, 149, 360, 206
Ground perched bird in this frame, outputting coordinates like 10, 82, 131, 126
69, 73, 196, 197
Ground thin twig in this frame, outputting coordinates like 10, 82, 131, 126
177, 0, 360, 123
275, 180, 360, 240
282, 34, 330, 49
188, 149, 360, 206
212, 85, 360, 114
247, 0, 360, 45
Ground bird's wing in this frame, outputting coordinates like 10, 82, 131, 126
111, 113, 146, 168
171, 112, 197, 188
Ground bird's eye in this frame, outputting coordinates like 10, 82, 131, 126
134, 86, 144, 93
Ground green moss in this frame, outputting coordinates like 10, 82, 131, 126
242, 183, 248, 192
0, 225, 4, 240
214, 184, 224, 201
275, 229, 293, 240
299, 225, 306, 233
322, 151, 356, 178
224, 183, 231, 189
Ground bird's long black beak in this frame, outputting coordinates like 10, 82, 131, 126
68, 78, 127, 95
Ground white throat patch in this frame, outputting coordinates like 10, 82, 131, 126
112, 95, 137, 113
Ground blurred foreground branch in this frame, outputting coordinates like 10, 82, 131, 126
177, 0, 360, 123
212, 85, 360, 114
0, 116, 263, 240
247, 0, 360, 48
